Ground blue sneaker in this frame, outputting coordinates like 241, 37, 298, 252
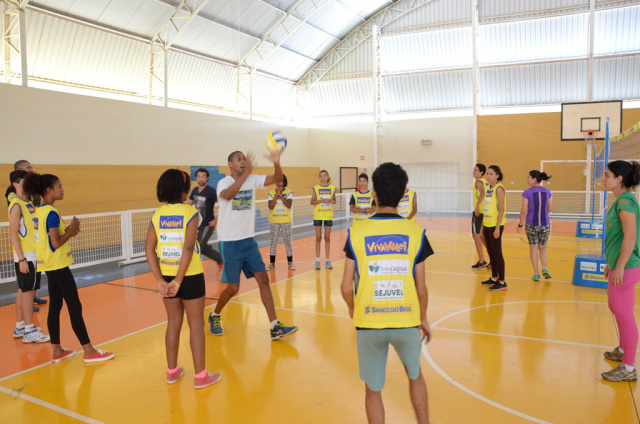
542, 268, 552, 279
315, 260, 321, 270
271, 321, 298, 340
208, 313, 223, 336
14, 326, 41, 338
33, 306, 39, 312
532, 274, 541, 281
34, 297, 47, 305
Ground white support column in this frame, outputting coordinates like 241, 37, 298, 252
585, 145, 592, 215
163, 49, 169, 107
587, 0, 595, 101
2, 0, 29, 86
249, 70, 253, 120
147, 0, 210, 105
372, 24, 382, 170
471, 0, 480, 173
17, 4, 25, 86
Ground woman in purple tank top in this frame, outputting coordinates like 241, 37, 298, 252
517, 170, 553, 281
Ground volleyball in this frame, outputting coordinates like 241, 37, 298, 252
265, 131, 287, 152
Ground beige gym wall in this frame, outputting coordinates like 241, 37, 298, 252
0, 83, 318, 216
477, 108, 640, 192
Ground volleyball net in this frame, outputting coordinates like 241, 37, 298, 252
594, 121, 640, 178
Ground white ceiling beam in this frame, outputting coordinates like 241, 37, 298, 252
298, 0, 436, 91
256, 0, 340, 41
239, 0, 331, 72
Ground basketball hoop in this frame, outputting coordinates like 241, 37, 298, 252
583, 130, 597, 146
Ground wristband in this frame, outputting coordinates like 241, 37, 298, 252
18, 258, 27, 263
517, 224, 523, 228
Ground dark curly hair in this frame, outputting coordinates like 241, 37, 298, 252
23, 173, 59, 197
372, 163, 408, 208
157, 169, 191, 203
608, 160, 640, 189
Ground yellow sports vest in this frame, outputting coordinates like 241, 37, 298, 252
268, 188, 292, 224
398, 190, 416, 222
483, 183, 507, 227
313, 184, 336, 220
152, 203, 203, 277
8, 197, 37, 256
352, 191, 375, 226
33, 204, 73, 272
349, 216, 424, 329
473, 177, 488, 209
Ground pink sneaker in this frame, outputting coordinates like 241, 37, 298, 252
52, 348, 76, 363
167, 367, 185, 384
83, 349, 115, 363
194, 371, 222, 389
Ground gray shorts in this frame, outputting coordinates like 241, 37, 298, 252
525, 224, 551, 245
356, 327, 422, 392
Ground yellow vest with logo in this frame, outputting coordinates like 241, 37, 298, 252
33, 204, 73, 271
349, 216, 424, 329
483, 183, 507, 227
268, 188, 292, 224
352, 191, 375, 226
152, 203, 204, 277
473, 177, 488, 210
313, 184, 336, 220
398, 190, 416, 222
8, 197, 37, 256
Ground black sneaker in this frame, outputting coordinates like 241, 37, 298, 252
489, 281, 507, 292
471, 261, 489, 270
481, 278, 496, 286
487, 263, 491, 269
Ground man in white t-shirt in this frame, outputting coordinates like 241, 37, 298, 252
208, 150, 298, 340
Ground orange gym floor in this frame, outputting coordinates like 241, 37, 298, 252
0, 217, 638, 423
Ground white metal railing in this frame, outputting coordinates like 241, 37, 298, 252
0, 190, 606, 284
412, 189, 607, 219
0, 194, 353, 283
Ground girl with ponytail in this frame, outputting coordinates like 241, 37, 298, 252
601, 160, 640, 382
517, 170, 553, 281
23, 173, 114, 364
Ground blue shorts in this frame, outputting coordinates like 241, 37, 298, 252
219, 238, 266, 284
356, 327, 422, 392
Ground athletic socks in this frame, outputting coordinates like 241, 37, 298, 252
625, 364, 635, 372
287, 256, 293, 263
270, 255, 276, 264
270, 319, 278, 330
194, 369, 208, 379
316, 257, 320, 262
167, 365, 180, 373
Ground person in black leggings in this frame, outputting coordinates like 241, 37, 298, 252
24, 172, 115, 363
480, 165, 507, 291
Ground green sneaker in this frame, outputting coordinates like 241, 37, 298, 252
602, 363, 637, 382
604, 347, 624, 362
542, 268, 552, 279
532, 274, 541, 281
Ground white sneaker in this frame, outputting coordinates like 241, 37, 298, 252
22, 329, 51, 344
288, 262, 296, 270
265, 263, 275, 270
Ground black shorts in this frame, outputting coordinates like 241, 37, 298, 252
14, 261, 41, 292
162, 273, 206, 300
471, 213, 484, 235
314, 220, 333, 227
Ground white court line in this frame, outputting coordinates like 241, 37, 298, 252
0, 262, 343, 384
0, 386, 105, 424
422, 299, 638, 424
230, 300, 350, 320
421, 345, 553, 424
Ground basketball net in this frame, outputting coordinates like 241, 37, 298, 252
583, 130, 597, 146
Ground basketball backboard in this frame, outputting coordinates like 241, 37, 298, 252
561, 100, 623, 141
